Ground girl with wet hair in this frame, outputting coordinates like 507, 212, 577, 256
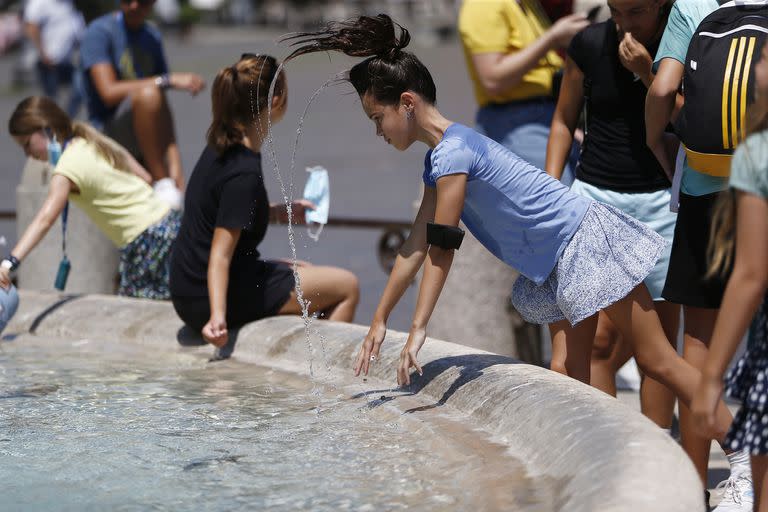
2, 96, 180, 299
284, 13, 739, 444
169, 54, 359, 348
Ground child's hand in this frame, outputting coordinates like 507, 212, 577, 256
397, 328, 426, 387
202, 315, 228, 347
691, 373, 723, 438
0, 267, 10, 290
354, 320, 387, 376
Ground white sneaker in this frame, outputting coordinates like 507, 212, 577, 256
713, 473, 754, 511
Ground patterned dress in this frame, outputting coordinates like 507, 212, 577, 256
725, 292, 768, 454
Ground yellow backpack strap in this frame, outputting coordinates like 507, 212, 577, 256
682, 145, 733, 177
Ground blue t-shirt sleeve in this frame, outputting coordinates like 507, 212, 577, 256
427, 137, 473, 185
80, 18, 114, 71
654, 2, 693, 67
422, 150, 435, 188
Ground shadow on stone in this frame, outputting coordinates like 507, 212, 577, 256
352, 353, 521, 413
28, 294, 82, 334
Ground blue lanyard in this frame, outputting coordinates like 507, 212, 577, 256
57, 139, 71, 259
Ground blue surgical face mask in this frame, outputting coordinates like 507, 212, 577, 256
46, 130, 62, 166
303, 166, 330, 241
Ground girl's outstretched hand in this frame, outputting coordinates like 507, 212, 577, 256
397, 328, 426, 387
270, 200, 316, 224
354, 320, 387, 376
202, 314, 228, 348
691, 373, 723, 438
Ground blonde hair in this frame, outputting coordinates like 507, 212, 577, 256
8, 96, 130, 172
206, 54, 285, 154
707, 101, 768, 278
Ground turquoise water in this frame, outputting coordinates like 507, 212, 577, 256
0, 336, 539, 511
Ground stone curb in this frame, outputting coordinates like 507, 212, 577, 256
7, 291, 702, 511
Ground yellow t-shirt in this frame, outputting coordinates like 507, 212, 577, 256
53, 138, 170, 247
459, 0, 563, 107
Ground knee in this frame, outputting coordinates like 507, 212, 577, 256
634, 349, 672, 383
131, 84, 165, 111
591, 332, 615, 361
550, 359, 568, 376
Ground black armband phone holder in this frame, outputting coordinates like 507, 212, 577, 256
426, 222, 465, 250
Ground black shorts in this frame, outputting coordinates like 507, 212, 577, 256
171, 260, 295, 332
662, 192, 730, 308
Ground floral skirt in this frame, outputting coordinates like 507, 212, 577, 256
118, 210, 181, 300
725, 292, 768, 454
511, 201, 666, 326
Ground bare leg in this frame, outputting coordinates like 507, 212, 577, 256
678, 306, 719, 483
278, 265, 359, 322
602, 285, 733, 442
753, 455, 768, 512
589, 312, 623, 396
130, 86, 184, 188
639, 300, 679, 429
548, 314, 599, 384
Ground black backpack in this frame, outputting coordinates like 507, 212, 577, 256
675, 1, 768, 176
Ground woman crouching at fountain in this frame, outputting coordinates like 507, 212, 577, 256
282, 14, 739, 448
3, 96, 180, 299
169, 54, 359, 347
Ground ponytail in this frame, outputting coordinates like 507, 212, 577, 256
283, 14, 436, 105
207, 54, 284, 154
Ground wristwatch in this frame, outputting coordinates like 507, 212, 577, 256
1, 255, 20, 271
155, 73, 171, 90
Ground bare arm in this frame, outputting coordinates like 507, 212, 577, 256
470, 14, 589, 97
89, 63, 206, 109
10, 174, 71, 261
24, 22, 50, 65
397, 174, 467, 386
203, 227, 241, 347
353, 186, 437, 376
692, 191, 768, 434
546, 56, 583, 180
645, 58, 684, 178
705, 192, 768, 379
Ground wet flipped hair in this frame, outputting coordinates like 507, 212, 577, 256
283, 14, 436, 106
207, 54, 285, 154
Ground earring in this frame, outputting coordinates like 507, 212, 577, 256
405, 108, 414, 120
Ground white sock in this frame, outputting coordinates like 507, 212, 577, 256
727, 448, 751, 477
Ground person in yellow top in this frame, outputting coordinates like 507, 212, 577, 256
1, 96, 180, 299
458, 0, 589, 174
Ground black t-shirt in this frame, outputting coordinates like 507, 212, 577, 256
567, 21, 670, 192
170, 144, 272, 297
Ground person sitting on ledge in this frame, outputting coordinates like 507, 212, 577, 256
169, 54, 359, 348
2, 96, 180, 300
79, 0, 205, 208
